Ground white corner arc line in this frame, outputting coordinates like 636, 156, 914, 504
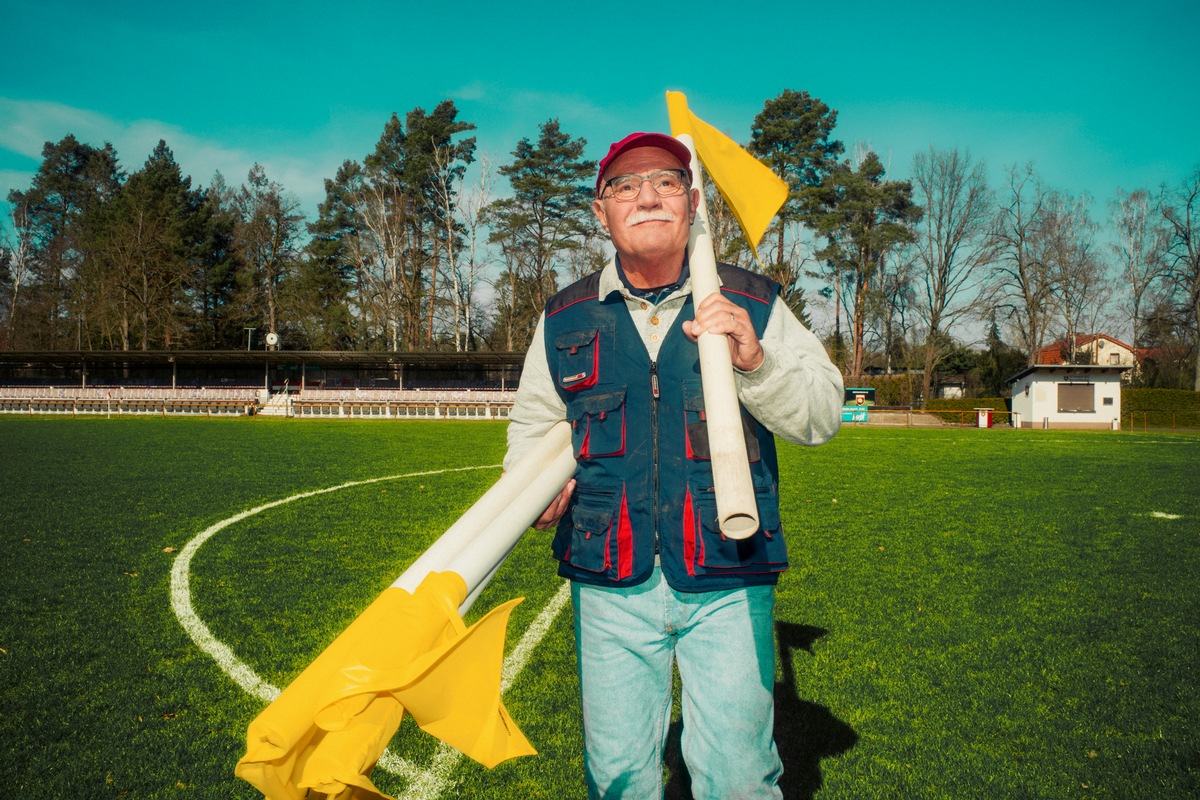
169, 464, 572, 791
169, 465, 497, 702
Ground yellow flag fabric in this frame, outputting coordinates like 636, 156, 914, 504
666, 91, 789, 252
235, 571, 535, 800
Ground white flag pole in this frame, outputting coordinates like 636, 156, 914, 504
391, 421, 575, 595
448, 442, 577, 613
676, 133, 760, 539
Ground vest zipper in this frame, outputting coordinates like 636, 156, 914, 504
650, 360, 661, 554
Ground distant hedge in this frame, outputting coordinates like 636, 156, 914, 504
848, 386, 1200, 428
1121, 388, 1200, 429
925, 397, 1010, 424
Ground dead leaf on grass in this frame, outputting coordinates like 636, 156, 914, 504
162, 546, 177, 553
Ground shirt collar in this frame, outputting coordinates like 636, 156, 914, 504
600, 254, 693, 303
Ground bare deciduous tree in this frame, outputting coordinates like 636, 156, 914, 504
341, 163, 413, 351
1042, 192, 1114, 362
1110, 189, 1168, 361
989, 163, 1057, 365
433, 150, 495, 351
1159, 166, 1200, 390
910, 146, 995, 405
2, 202, 34, 349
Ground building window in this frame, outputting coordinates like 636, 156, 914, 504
1058, 383, 1095, 412
1109, 353, 1120, 365
1103, 397, 1114, 406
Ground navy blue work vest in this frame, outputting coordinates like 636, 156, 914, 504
543, 263, 788, 592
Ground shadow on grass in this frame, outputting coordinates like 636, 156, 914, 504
664, 622, 858, 799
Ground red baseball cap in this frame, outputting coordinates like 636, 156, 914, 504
595, 132, 694, 197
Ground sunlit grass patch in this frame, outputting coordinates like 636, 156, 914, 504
1, 418, 1197, 799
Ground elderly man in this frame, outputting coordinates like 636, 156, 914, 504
505, 131, 843, 799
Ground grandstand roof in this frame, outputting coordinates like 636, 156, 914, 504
0, 350, 526, 368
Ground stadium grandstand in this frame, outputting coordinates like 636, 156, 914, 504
0, 351, 523, 419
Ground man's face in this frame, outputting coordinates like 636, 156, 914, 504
593, 146, 699, 267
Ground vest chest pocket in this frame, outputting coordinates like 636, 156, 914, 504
567, 390, 626, 458
683, 384, 762, 462
555, 329, 601, 392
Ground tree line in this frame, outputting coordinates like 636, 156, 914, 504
3, 91, 1198, 396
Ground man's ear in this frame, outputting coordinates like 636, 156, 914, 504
593, 198, 609, 233
688, 187, 700, 224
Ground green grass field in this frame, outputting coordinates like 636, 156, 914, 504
1, 417, 1197, 799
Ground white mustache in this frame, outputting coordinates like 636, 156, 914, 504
625, 209, 678, 226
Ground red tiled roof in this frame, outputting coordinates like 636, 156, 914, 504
1036, 333, 1137, 364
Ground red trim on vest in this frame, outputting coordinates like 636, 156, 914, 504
547, 292, 597, 318
682, 487, 696, 576
684, 409, 695, 460
603, 514, 613, 571
617, 489, 633, 579
721, 287, 771, 305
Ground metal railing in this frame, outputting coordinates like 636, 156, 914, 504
1123, 410, 1200, 432
841, 407, 1013, 428
290, 399, 512, 420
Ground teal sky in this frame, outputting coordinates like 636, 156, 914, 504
2, 0, 1198, 225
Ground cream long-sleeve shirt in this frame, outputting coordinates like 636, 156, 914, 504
504, 260, 844, 470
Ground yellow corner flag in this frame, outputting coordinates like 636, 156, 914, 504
235, 571, 535, 800
666, 91, 789, 252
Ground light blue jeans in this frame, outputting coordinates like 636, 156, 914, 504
571, 569, 783, 799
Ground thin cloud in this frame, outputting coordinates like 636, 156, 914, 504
0, 96, 339, 217
0, 98, 116, 159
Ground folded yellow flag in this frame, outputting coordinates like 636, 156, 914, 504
236, 571, 534, 800
666, 91, 790, 252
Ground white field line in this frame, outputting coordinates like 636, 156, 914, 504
169, 465, 497, 702
1150, 511, 1183, 519
169, 463, 573, 788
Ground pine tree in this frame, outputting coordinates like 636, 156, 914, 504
7, 135, 123, 347
813, 151, 922, 379
488, 119, 597, 351
85, 140, 203, 349
750, 90, 844, 310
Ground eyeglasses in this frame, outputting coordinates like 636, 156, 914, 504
600, 169, 689, 202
